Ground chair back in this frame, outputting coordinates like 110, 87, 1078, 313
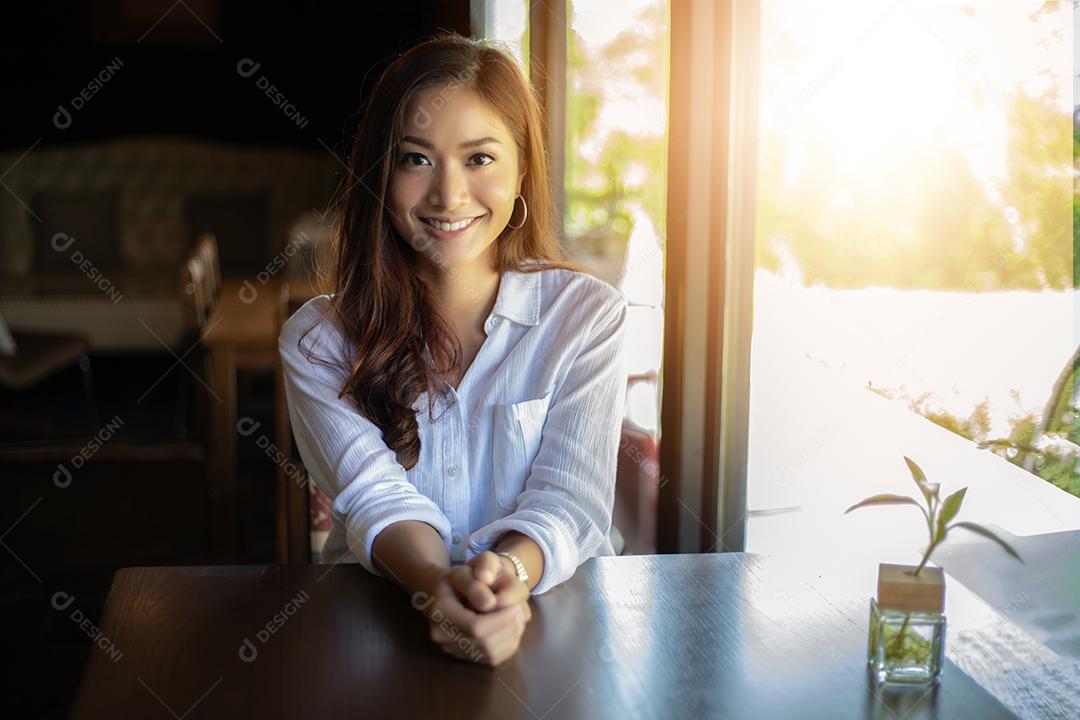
274, 281, 335, 563
179, 233, 222, 333
195, 232, 222, 305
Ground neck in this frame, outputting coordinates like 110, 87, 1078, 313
430, 257, 500, 336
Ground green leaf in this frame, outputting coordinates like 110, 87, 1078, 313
949, 522, 1024, 562
936, 487, 968, 539
844, 494, 923, 514
904, 456, 939, 506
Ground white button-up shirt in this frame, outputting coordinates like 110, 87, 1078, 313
279, 264, 628, 595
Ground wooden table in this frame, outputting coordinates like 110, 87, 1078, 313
202, 277, 315, 563
939, 529, 1080, 659
71, 554, 1030, 719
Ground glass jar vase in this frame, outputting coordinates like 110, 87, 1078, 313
867, 563, 947, 685
867, 596, 946, 685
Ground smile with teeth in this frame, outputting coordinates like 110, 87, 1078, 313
420, 215, 482, 232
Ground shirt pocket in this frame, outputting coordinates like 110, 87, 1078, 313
491, 391, 553, 510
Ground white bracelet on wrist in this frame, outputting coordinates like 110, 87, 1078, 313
496, 550, 529, 585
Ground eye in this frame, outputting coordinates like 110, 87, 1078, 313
399, 152, 431, 167
468, 153, 495, 167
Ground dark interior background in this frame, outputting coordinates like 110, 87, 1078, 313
2, 0, 470, 151
1, 2, 470, 718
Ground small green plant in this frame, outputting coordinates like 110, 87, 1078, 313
846, 455, 1023, 667
845, 455, 1023, 575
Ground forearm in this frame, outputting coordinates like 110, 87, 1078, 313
494, 530, 545, 592
371, 520, 451, 598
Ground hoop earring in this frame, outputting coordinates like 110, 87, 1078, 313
507, 194, 528, 230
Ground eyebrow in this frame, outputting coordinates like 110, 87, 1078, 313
399, 135, 501, 149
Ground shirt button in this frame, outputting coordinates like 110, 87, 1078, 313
452, 534, 461, 544
447, 466, 459, 476
491, 316, 502, 326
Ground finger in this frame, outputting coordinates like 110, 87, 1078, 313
476, 613, 527, 666
443, 565, 483, 606
446, 565, 498, 613
468, 551, 504, 586
438, 606, 525, 665
429, 608, 470, 644
437, 618, 497, 662
466, 602, 523, 639
429, 585, 482, 635
432, 589, 520, 642
432, 615, 484, 658
488, 571, 530, 610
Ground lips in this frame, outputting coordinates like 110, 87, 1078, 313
419, 214, 484, 237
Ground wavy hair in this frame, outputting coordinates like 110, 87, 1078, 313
299, 33, 581, 469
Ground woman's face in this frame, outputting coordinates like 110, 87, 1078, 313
388, 85, 523, 273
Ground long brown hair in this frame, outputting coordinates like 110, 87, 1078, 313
299, 33, 581, 469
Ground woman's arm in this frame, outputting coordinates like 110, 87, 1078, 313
371, 519, 451, 597
467, 293, 629, 595
375, 520, 530, 667
278, 300, 453, 577
281, 302, 529, 666
492, 530, 543, 592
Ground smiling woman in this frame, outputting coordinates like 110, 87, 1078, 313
389, 89, 523, 270
278, 33, 630, 667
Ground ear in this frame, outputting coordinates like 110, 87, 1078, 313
516, 166, 527, 195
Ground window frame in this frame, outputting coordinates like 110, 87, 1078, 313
474, 0, 761, 555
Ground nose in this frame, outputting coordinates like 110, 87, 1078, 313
427, 160, 469, 210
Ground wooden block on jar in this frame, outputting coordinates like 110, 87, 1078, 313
877, 563, 945, 613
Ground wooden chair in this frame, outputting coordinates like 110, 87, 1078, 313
270, 280, 643, 561
270, 279, 644, 563
195, 232, 222, 307
0, 311, 100, 433
274, 280, 333, 563
174, 233, 222, 443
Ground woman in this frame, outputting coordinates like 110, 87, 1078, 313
279, 33, 628, 666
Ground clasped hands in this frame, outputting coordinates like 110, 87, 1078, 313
416, 550, 532, 666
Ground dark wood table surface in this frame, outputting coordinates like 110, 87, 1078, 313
939, 529, 1080, 659
71, 553, 1022, 720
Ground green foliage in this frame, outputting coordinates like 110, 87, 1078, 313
976, 358, 1079, 498
845, 456, 1022, 574
756, 8, 1073, 290
870, 607, 935, 668
563, 1, 669, 262
875, 385, 1080, 500
909, 395, 994, 444
1073, 123, 1079, 287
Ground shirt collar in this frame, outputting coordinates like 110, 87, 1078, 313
488, 266, 542, 328
420, 264, 543, 374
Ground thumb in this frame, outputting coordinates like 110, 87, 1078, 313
471, 551, 504, 586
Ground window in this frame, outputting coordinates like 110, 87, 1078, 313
747, 0, 1079, 561
479, 0, 670, 553
564, 0, 669, 436
475, 0, 529, 72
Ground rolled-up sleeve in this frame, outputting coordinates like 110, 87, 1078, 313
278, 300, 452, 577
467, 294, 628, 594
